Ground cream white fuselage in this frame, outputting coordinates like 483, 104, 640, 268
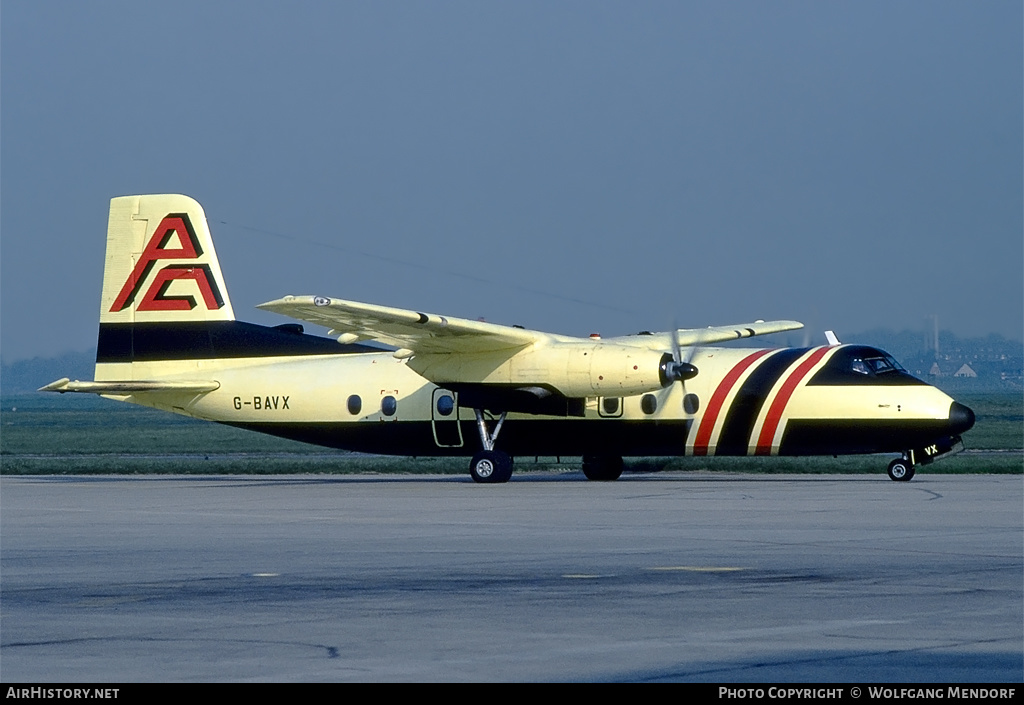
102, 341, 963, 460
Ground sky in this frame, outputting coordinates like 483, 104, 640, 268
2, 1, 1021, 362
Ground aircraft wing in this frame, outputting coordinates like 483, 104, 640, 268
606, 320, 804, 350
259, 295, 802, 357
257, 296, 545, 354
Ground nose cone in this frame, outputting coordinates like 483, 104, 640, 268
949, 401, 975, 435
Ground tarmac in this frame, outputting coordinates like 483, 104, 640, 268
1, 472, 1021, 682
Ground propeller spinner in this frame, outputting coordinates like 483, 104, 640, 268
659, 328, 699, 386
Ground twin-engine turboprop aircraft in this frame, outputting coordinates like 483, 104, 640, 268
42, 194, 975, 483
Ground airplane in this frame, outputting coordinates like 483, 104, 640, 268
41, 194, 976, 483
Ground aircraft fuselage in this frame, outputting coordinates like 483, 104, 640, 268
100, 322, 971, 463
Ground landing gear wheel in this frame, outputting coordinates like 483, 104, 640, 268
470, 450, 513, 484
582, 454, 624, 481
887, 458, 915, 482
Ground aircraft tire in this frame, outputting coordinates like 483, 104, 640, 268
582, 454, 624, 481
887, 458, 915, 482
470, 450, 513, 484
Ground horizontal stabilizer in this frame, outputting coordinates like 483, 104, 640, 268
39, 378, 220, 394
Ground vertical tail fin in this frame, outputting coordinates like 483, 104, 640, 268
95, 195, 236, 380
42, 194, 339, 395
100, 194, 234, 324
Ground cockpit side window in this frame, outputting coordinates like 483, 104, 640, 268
851, 358, 871, 375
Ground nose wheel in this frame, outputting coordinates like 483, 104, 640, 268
887, 457, 916, 482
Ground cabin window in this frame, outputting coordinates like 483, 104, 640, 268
347, 394, 362, 415
602, 397, 620, 415
436, 394, 455, 416
381, 395, 397, 416
641, 394, 657, 415
683, 393, 699, 415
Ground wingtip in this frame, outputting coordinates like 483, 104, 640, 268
257, 296, 305, 312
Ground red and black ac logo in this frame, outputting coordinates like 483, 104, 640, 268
110, 213, 226, 312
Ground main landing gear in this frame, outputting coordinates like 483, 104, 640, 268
469, 409, 513, 483
465, 409, 626, 483
582, 454, 624, 481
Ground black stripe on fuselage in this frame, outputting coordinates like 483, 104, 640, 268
228, 418, 694, 457
226, 416, 955, 459
96, 321, 383, 362
779, 419, 959, 455
715, 347, 808, 454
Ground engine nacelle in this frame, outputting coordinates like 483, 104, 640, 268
410, 341, 671, 398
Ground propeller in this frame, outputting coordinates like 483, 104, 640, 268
654, 324, 703, 416
660, 325, 699, 386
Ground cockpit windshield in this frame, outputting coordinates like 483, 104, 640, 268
851, 354, 905, 375
808, 346, 920, 386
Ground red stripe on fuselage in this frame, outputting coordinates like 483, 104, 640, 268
754, 346, 833, 455
693, 349, 774, 456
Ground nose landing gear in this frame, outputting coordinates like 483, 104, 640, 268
887, 436, 965, 482
887, 457, 915, 482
